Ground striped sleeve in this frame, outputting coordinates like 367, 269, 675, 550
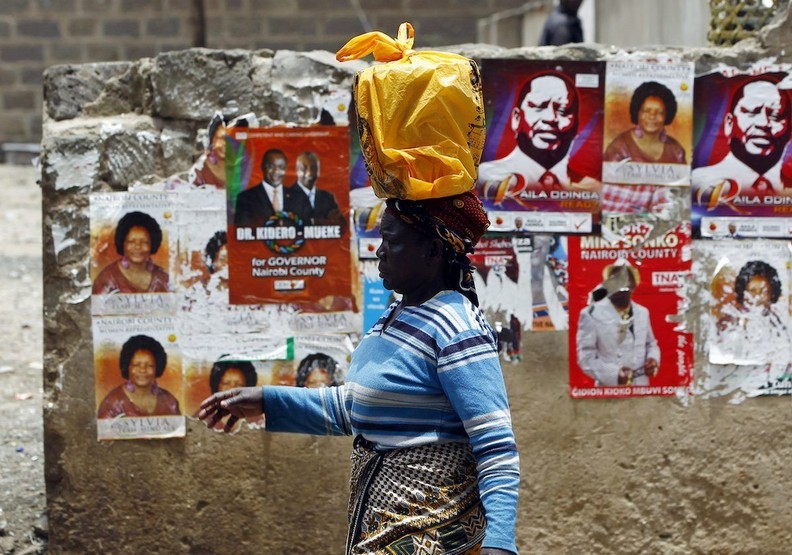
262, 384, 352, 437
437, 328, 520, 554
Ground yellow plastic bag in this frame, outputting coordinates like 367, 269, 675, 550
337, 23, 486, 201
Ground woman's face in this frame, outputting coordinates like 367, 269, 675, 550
376, 212, 436, 299
744, 275, 771, 309
218, 367, 247, 391
305, 368, 332, 388
129, 349, 157, 389
214, 245, 228, 274
638, 96, 666, 135
124, 226, 152, 264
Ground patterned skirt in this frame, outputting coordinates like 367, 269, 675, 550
346, 436, 486, 555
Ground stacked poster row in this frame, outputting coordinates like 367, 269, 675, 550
87, 57, 792, 439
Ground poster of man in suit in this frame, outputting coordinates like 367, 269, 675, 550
225, 126, 353, 307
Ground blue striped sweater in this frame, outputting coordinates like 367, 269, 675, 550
263, 290, 520, 553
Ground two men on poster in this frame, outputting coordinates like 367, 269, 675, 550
226, 127, 352, 306
234, 149, 342, 228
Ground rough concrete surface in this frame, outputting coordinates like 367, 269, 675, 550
0, 164, 46, 555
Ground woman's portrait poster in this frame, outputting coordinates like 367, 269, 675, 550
602, 59, 694, 187
93, 316, 185, 440
567, 223, 693, 399
176, 189, 296, 336
90, 192, 176, 316
292, 334, 355, 389
225, 126, 353, 308
704, 239, 790, 376
691, 64, 792, 238
476, 59, 604, 233
696, 239, 792, 398
182, 334, 293, 427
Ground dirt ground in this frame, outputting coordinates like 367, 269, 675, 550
0, 164, 46, 554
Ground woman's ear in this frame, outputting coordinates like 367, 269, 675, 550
427, 237, 444, 261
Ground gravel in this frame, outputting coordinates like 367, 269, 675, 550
0, 164, 46, 555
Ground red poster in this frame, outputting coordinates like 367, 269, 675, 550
225, 127, 354, 307
568, 223, 693, 398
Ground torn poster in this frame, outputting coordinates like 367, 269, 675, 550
182, 333, 292, 429
472, 234, 568, 336
176, 189, 297, 335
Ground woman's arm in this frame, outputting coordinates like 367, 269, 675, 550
438, 330, 520, 554
198, 384, 352, 436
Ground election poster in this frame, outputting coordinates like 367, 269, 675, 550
190, 113, 258, 189
568, 223, 693, 398
691, 63, 792, 238
472, 234, 568, 335
359, 258, 396, 334
351, 195, 393, 334
225, 126, 354, 307
601, 59, 694, 216
292, 334, 356, 388
182, 334, 292, 428
698, 239, 791, 396
477, 59, 604, 234
602, 59, 694, 186
90, 192, 177, 315
93, 315, 185, 440
176, 189, 297, 335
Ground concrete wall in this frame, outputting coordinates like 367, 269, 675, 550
42, 6, 792, 554
0, 0, 529, 148
594, 0, 711, 48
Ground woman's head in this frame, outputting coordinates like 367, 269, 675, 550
119, 335, 168, 386
735, 260, 782, 309
295, 354, 338, 388
629, 81, 678, 128
379, 191, 490, 306
204, 231, 228, 274
114, 211, 164, 261
209, 360, 257, 393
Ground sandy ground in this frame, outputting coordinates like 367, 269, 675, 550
0, 164, 46, 554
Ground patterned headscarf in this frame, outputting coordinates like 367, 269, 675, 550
384, 191, 490, 306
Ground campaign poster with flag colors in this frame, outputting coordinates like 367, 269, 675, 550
225, 126, 353, 307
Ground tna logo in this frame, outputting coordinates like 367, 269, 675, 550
652, 271, 686, 286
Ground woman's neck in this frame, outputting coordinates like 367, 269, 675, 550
401, 281, 445, 307
124, 259, 147, 271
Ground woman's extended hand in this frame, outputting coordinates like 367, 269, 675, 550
198, 386, 264, 433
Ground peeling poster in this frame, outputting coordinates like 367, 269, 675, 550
471, 234, 568, 337
699, 239, 792, 396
